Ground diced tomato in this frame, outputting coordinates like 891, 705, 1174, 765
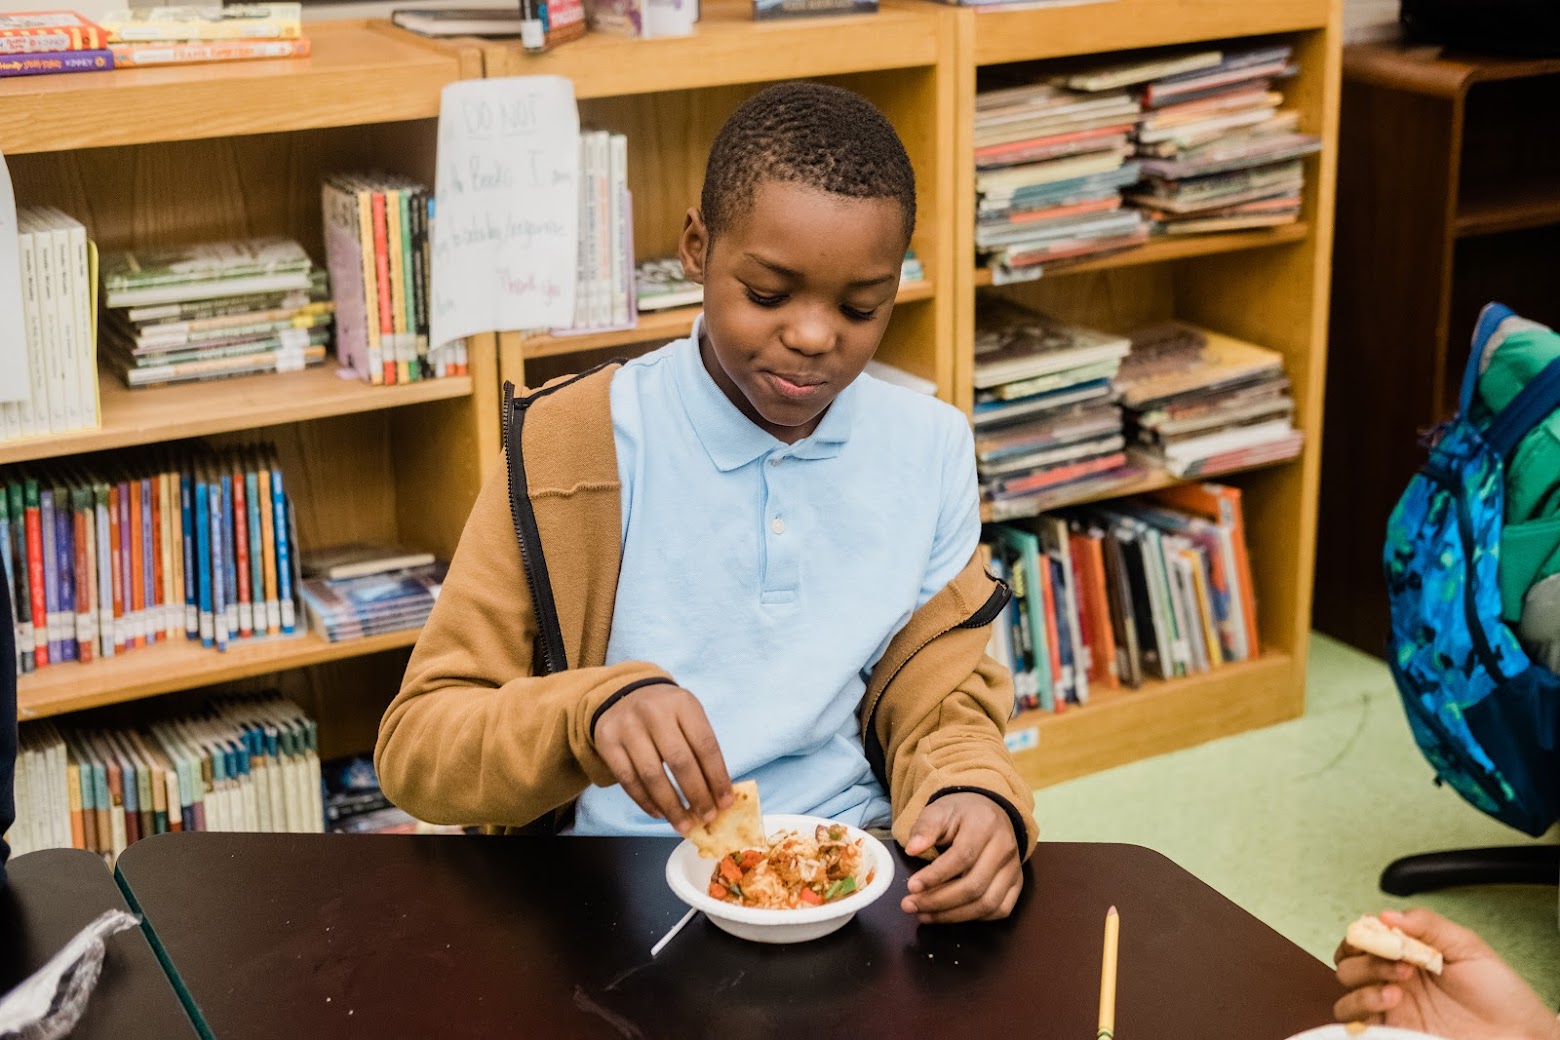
798, 888, 823, 906
865, 871, 875, 885
738, 849, 763, 870
709, 882, 728, 899
718, 858, 744, 884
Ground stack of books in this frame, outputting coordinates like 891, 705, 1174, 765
100, 3, 310, 69
972, 299, 1136, 518
100, 238, 333, 389
2, 207, 100, 444
322, 173, 462, 384
1116, 323, 1303, 478
298, 557, 447, 643
974, 78, 1146, 282
983, 482, 1259, 711
0, 11, 113, 78
563, 130, 635, 333
322, 753, 460, 835
1120, 45, 1322, 234
9, 694, 323, 865
634, 257, 702, 313
1, 444, 302, 679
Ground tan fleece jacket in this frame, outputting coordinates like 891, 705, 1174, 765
375, 364, 1039, 856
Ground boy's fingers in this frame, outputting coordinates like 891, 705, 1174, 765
1336, 954, 1413, 990
676, 708, 733, 811
652, 719, 717, 824
599, 742, 662, 820
914, 877, 1022, 925
623, 731, 692, 833
905, 829, 975, 894
1383, 908, 1485, 962
1333, 984, 1400, 1022
903, 801, 955, 859
906, 842, 1007, 914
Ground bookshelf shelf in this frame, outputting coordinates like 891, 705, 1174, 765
971, 0, 1330, 68
515, 279, 935, 359
1005, 652, 1294, 789
0, 368, 474, 467
1455, 179, 1560, 238
0, 21, 480, 155
16, 628, 422, 720
473, 0, 940, 98
977, 453, 1301, 524
971, 225, 1311, 287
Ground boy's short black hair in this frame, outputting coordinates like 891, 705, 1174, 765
701, 81, 916, 245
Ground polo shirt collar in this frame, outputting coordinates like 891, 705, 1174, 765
676, 315, 856, 472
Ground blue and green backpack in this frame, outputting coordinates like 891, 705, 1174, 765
1383, 302, 1560, 837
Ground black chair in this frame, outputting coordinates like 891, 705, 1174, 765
1381, 844, 1559, 896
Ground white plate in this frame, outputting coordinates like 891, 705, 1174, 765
664, 813, 895, 944
1285, 1027, 1446, 1040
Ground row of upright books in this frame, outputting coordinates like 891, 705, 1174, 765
569, 130, 635, 332
7, 694, 322, 865
972, 302, 1302, 520
983, 481, 1259, 713
322, 175, 466, 384
974, 43, 1322, 281
0, 4, 309, 77
0, 444, 301, 679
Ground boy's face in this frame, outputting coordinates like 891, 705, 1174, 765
679, 180, 906, 445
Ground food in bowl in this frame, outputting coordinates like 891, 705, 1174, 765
706, 824, 875, 910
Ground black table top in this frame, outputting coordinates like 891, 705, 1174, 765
116, 832, 1342, 1040
1, 847, 197, 1040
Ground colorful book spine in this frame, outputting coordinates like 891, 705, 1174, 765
371, 191, 394, 384
8, 483, 32, 673
233, 456, 252, 638
94, 481, 113, 659
39, 486, 60, 662
73, 483, 95, 663
127, 477, 144, 648
139, 476, 155, 645
220, 469, 238, 640
195, 467, 212, 648
109, 481, 124, 653
181, 470, 197, 640
270, 454, 295, 634
210, 461, 228, 651
354, 187, 383, 386
52, 483, 76, 662
24, 480, 46, 668
0, 48, 112, 77
245, 459, 264, 638
385, 187, 408, 385
108, 38, 311, 67
0, 17, 108, 55
258, 464, 279, 634
148, 474, 164, 643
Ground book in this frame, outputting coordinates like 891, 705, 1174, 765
300, 543, 436, 581
0, 47, 111, 76
109, 38, 310, 66
99, 4, 302, 42
101, 238, 314, 309
753, 0, 876, 18
1063, 50, 1222, 92
0, 11, 107, 53
974, 298, 1130, 390
634, 257, 702, 312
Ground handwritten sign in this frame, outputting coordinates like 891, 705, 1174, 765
431, 76, 580, 350
0, 147, 31, 403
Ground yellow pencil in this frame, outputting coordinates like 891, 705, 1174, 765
1098, 905, 1119, 1040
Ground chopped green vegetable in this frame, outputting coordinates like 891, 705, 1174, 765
824, 877, 857, 902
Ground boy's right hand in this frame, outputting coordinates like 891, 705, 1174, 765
593, 683, 734, 834
1333, 908, 1560, 1040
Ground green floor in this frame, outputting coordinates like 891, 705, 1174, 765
1035, 634, 1560, 1007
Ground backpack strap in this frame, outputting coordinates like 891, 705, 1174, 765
501, 361, 622, 676
1484, 354, 1560, 460
1460, 302, 1517, 415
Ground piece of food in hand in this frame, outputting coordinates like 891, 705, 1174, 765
708, 824, 871, 909
685, 779, 764, 859
1344, 914, 1445, 974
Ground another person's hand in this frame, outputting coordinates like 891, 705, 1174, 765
1333, 908, 1560, 1040
593, 684, 733, 834
899, 792, 1022, 923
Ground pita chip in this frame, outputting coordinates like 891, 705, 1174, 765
1345, 914, 1444, 975
685, 779, 764, 859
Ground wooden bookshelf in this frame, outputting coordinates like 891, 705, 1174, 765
971, 224, 1311, 287
17, 628, 422, 720
509, 279, 935, 360
954, 3, 1341, 783
0, 368, 474, 468
0, 22, 480, 154
7, 3, 1342, 798
1455, 179, 1560, 238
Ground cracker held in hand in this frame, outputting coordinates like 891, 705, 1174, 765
1345, 914, 1444, 974
685, 779, 764, 859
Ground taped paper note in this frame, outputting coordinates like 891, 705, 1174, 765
0, 146, 32, 402
430, 76, 579, 350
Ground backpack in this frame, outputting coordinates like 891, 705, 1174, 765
1383, 302, 1560, 837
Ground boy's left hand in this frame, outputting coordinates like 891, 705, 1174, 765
899, 792, 1022, 923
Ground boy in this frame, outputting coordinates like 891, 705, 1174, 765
377, 82, 1038, 923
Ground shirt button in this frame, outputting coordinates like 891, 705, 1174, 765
771, 518, 785, 535
768, 457, 781, 467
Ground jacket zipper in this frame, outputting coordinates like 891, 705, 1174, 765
861, 578, 1011, 781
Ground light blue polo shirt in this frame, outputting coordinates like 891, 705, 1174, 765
568, 318, 980, 836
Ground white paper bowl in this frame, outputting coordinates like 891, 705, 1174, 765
665, 813, 895, 944
1285, 1027, 1445, 1040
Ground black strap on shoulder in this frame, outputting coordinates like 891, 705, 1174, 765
500, 362, 624, 676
